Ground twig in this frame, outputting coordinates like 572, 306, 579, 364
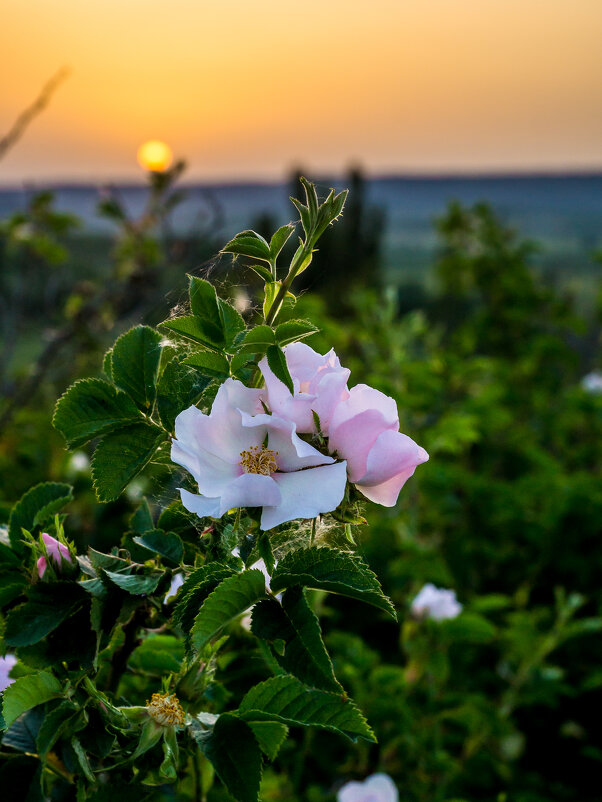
0, 67, 71, 162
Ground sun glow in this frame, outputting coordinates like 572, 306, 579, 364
137, 140, 173, 173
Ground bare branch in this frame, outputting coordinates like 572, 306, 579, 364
0, 67, 71, 162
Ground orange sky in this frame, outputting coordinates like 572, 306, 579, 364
2, 0, 602, 183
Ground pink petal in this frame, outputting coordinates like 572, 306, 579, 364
37, 555, 47, 578
328, 409, 398, 483
219, 473, 281, 517
240, 412, 334, 471
359, 430, 429, 487
261, 461, 347, 530
179, 488, 221, 519
171, 437, 241, 498
41, 533, 72, 566
330, 384, 398, 432
356, 441, 428, 507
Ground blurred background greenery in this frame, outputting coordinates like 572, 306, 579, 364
1, 162, 601, 801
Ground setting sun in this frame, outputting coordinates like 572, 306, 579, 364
137, 140, 173, 173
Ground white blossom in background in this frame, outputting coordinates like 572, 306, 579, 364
0, 654, 17, 693
337, 773, 399, 802
410, 583, 462, 621
581, 371, 602, 394
164, 572, 185, 603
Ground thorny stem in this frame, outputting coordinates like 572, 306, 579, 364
264, 239, 314, 326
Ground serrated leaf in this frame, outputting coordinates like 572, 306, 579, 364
189, 276, 221, 325
195, 713, 262, 802
247, 720, 288, 761
53, 378, 142, 449
191, 570, 267, 651
251, 591, 341, 692
0, 575, 26, 606
8, 482, 73, 552
91, 422, 164, 503
275, 319, 319, 346
173, 564, 236, 635
182, 351, 230, 378
270, 546, 396, 619
269, 224, 295, 261
1, 707, 44, 751
36, 701, 79, 756
238, 675, 375, 743
219, 299, 246, 348
156, 355, 211, 433
246, 263, 273, 282
4, 596, 82, 647
132, 529, 183, 566
266, 344, 294, 395
2, 671, 63, 728
238, 325, 276, 354
221, 230, 272, 263
101, 569, 162, 596
102, 348, 114, 381
130, 499, 154, 535
160, 316, 224, 349
111, 325, 162, 411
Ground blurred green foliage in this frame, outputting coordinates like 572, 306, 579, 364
1, 174, 601, 802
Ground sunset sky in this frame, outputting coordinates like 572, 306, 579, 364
2, 0, 602, 183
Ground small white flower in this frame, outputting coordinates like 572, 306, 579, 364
410, 583, 462, 621
0, 655, 17, 693
581, 371, 602, 394
337, 773, 398, 802
164, 572, 185, 603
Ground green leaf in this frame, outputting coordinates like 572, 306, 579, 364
130, 499, 154, 535
269, 224, 295, 261
238, 675, 375, 743
101, 569, 162, 596
2, 671, 63, 729
271, 547, 396, 619
53, 378, 143, 449
132, 529, 183, 566
91, 422, 164, 503
173, 564, 236, 635
221, 230, 272, 263
5, 596, 82, 647
36, 701, 79, 756
0, 575, 26, 606
156, 356, 211, 433
1, 707, 44, 751
8, 482, 73, 552
266, 345, 294, 395
111, 325, 163, 411
246, 720, 288, 761
102, 348, 114, 381
189, 276, 221, 325
246, 263, 273, 282
239, 325, 276, 354
219, 299, 246, 349
72, 735, 96, 784
160, 316, 224, 349
191, 570, 267, 651
196, 713, 262, 802
275, 319, 319, 346
282, 587, 341, 691
251, 591, 341, 692
182, 351, 230, 378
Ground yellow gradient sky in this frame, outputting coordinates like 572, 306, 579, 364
2, 0, 602, 183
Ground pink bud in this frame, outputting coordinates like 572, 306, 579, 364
37, 533, 72, 578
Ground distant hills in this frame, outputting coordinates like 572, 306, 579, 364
2, 173, 601, 286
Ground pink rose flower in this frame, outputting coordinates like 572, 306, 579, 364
328, 384, 429, 506
37, 533, 73, 578
0, 654, 17, 693
259, 342, 350, 434
171, 378, 347, 531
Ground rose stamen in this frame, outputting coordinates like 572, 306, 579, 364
239, 445, 278, 475
147, 692, 185, 727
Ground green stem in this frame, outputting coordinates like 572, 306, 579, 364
264, 240, 314, 326
310, 518, 317, 546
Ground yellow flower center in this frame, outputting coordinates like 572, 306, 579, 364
147, 692, 185, 727
239, 445, 278, 476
